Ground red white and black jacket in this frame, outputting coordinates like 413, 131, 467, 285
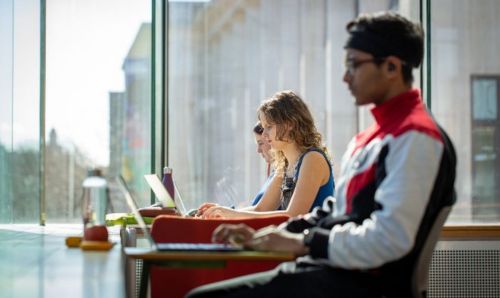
286, 89, 456, 291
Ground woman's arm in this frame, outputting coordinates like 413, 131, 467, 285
201, 173, 284, 218
197, 174, 282, 216
202, 152, 329, 218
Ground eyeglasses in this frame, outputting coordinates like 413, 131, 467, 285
344, 57, 386, 76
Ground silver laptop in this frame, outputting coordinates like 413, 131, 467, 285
143, 174, 189, 216
116, 175, 243, 252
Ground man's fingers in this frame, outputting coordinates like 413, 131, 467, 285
212, 225, 230, 243
212, 224, 255, 244
247, 234, 271, 250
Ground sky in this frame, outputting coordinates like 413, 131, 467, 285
1, 0, 151, 166
0, 0, 41, 151
44, 0, 151, 166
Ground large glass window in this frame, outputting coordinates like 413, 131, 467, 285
0, 0, 41, 223
430, 0, 500, 223
45, 0, 153, 222
4, 0, 498, 226
168, 0, 420, 210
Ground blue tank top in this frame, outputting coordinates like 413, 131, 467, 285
279, 147, 335, 211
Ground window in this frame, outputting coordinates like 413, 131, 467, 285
3, 1, 499, 227
470, 76, 500, 222
0, 0, 41, 223
44, 0, 154, 222
0, 0, 159, 223
167, 0, 420, 210
430, 0, 500, 224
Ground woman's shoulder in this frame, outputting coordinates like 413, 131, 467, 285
301, 150, 328, 164
301, 147, 330, 164
296, 149, 331, 183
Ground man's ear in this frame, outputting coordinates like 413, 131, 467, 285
384, 56, 402, 78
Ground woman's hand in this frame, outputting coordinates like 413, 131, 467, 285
201, 206, 239, 219
196, 202, 219, 217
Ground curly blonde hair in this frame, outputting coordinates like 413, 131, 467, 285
258, 90, 329, 173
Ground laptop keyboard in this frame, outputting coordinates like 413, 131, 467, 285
156, 242, 244, 252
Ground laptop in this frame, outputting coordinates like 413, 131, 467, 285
143, 174, 189, 216
116, 175, 243, 252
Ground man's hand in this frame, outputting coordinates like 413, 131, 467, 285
247, 227, 309, 257
212, 223, 256, 245
213, 224, 309, 257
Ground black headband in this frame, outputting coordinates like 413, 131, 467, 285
344, 26, 420, 67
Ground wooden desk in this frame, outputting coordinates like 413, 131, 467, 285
0, 224, 124, 298
123, 247, 295, 298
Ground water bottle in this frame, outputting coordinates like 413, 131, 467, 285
82, 169, 108, 227
162, 166, 175, 203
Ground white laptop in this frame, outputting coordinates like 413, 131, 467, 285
116, 175, 243, 252
143, 174, 189, 216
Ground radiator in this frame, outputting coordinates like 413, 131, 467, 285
428, 240, 500, 298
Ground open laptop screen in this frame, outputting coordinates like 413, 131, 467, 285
144, 174, 188, 216
116, 175, 158, 249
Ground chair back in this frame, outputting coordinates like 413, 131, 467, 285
151, 215, 289, 243
408, 126, 456, 298
148, 214, 290, 298
412, 205, 452, 298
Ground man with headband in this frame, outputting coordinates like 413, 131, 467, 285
188, 12, 456, 298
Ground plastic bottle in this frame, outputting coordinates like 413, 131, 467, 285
82, 169, 108, 227
162, 166, 175, 203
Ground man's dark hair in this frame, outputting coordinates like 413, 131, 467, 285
253, 121, 264, 135
345, 12, 424, 84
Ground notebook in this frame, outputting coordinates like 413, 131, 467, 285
116, 175, 243, 252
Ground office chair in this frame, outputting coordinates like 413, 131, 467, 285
410, 127, 456, 298
411, 205, 452, 298
149, 214, 290, 298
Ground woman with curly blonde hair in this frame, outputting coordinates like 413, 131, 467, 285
198, 90, 334, 219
